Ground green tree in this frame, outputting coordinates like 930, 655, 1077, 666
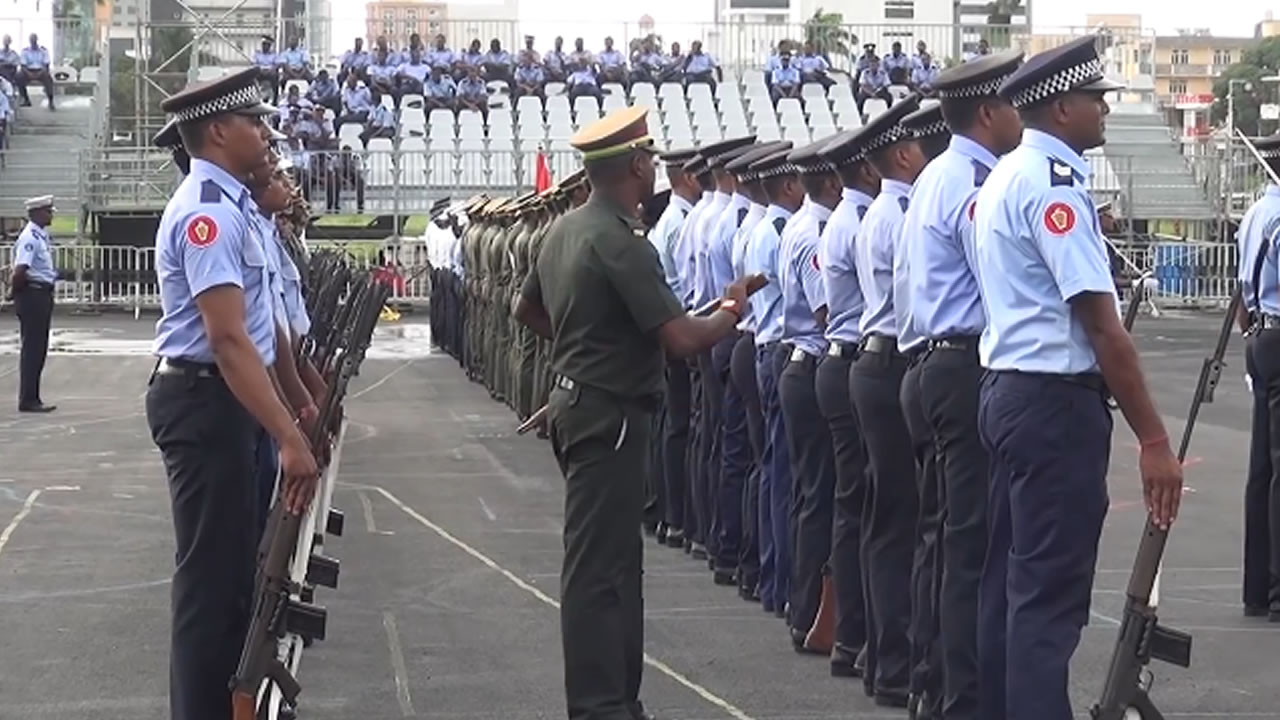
1212, 36, 1280, 134
804, 9, 852, 67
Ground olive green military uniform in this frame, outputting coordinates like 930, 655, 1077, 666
521, 190, 683, 719
511, 201, 541, 420
462, 205, 485, 381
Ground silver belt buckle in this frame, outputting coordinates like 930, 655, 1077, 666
827, 343, 841, 357
556, 375, 576, 391
790, 347, 806, 363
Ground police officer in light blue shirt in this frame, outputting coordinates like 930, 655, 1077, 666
899, 52, 1023, 720
887, 99, 953, 717
742, 147, 805, 619
648, 147, 698, 549
847, 95, 925, 708
597, 37, 627, 85
700, 140, 761, 584
683, 41, 721, 90
10, 194, 58, 411
1240, 135, 1280, 618
974, 36, 1181, 720
145, 69, 319, 720
722, 140, 791, 601
1236, 134, 1280, 616
770, 53, 802, 102
16, 33, 52, 108
339, 38, 371, 84
776, 140, 841, 653
674, 155, 715, 310
814, 127, 879, 681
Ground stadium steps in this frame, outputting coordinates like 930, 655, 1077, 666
1102, 107, 1215, 221
0, 93, 93, 219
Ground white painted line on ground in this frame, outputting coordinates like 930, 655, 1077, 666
382, 611, 417, 716
372, 485, 757, 720
45, 485, 81, 492
0, 489, 41, 560
349, 359, 415, 401
477, 496, 497, 521
358, 491, 378, 534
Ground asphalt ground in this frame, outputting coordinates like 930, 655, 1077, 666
0, 310, 1277, 720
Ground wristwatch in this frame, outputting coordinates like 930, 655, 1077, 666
719, 298, 742, 319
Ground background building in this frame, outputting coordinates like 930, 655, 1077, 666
363, 0, 522, 52
1153, 29, 1251, 105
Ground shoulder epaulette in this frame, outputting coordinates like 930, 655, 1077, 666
772, 216, 787, 234
200, 179, 222, 204
973, 159, 991, 188
1049, 158, 1075, 187
736, 206, 749, 227
857, 205, 869, 220
898, 196, 910, 213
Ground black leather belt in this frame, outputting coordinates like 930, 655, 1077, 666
155, 357, 221, 379
788, 345, 820, 368
859, 334, 899, 356
22, 280, 53, 291
553, 373, 661, 412
826, 341, 858, 359
928, 334, 979, 352
1263, 314, 1280, 330
992, 369, 1106, 394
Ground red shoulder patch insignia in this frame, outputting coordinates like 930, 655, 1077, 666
1043, 202, 1076, 236
968, 201, 976, 222
186, 215, 219, 248
811, 253, 820, 271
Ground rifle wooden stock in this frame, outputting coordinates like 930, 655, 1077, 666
516, 278, 768, 435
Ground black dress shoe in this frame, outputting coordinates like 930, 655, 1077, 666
690, 543, 708, 560
642, 520, 658, 537
739, 585, 760, 602
665, 529, 685, 548
713, 569, 735, 586
830, 643, 863, 678
655, 523, 669, 544
628, 701, 658, 720
1245, 604, 1268, 618
18, 403, 56, 413
874, 690, 910, 709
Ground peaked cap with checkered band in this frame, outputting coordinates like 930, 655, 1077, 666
1252, 133, 1280, 160
159, 67, 277, 125
997, 35, 1125, 109
787, 138, 838, 175
856, 94, 922, 157
902, 101, 949, 142
934, 50, 1024, 101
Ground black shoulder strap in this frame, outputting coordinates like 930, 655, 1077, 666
772, 216, 787, 234
736, 206, 749, 228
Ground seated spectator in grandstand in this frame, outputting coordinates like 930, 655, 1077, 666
15, 33, 53, 109
682, 41, 720, 90
964, 38, 991, 62
482, 39, 515, 85
855, 43, 878, 74
660, 42, 685, 83
423, 66, 457, 111
0, 36, 18, 85
856, 57, 893, 116
361, 102, 397, 146
398, 49, 431, 96
520, 35, 540, 65
254, 36, 280, 100
339, 38, 370, 85
569, 38, 594, 70
629, 39, 665, 88
765, 39, 792, 76
770, 52, 802, 103
285, 136, 312, 197
427, 34, 454, 75
280, 37, 313, 84
367, 48, 399, 105
296, 105, 336, 150
277, 84, 307, 119
455, 39, 484, 81
566, 60, 603, 102
336, 73, 374, 133
456, 66, 489, 119
326, 145, 366, 214
307, 69, 341, 114
544, 36, 569, 82
512, 55, 546, 100
399, 33, 425, 65
881, 41, 912, 84
373, 35, 392, 58
912, 40, 930, 70
795, 41, 834, 88
280, 103, 308, 136
597, 37, 627, 86
911, 52, 939, 95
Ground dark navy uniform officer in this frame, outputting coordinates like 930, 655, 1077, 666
1245, 135, 1280, 620
777, 140, 841, 652
974, 36, 1182, 720
1235, 134, 1280, 619
901, 51, 1024, 720
512, 106, 758, 720
144, 68, 320, 720
848, 94, 925, 710
10, 195, 58, 412
815, 128, 879, 682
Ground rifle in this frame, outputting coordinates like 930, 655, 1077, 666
230, 268, 392, 720
516, 277, 768, 434
1091, 287, 1242, 720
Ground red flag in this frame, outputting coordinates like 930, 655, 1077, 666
535, 149, 552, 193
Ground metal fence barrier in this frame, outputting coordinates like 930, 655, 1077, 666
0, 232, 1240, 316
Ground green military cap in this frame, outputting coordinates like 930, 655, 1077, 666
569, 105, 656, 162
556, 168, 587, 192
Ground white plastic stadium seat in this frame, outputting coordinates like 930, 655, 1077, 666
196, 66, 226, 82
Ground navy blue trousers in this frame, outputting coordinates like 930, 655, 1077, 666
254, 425, 280, 542
713, 335, 747, 573
977, 371, 1111, 720
755, 343, 791, 612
